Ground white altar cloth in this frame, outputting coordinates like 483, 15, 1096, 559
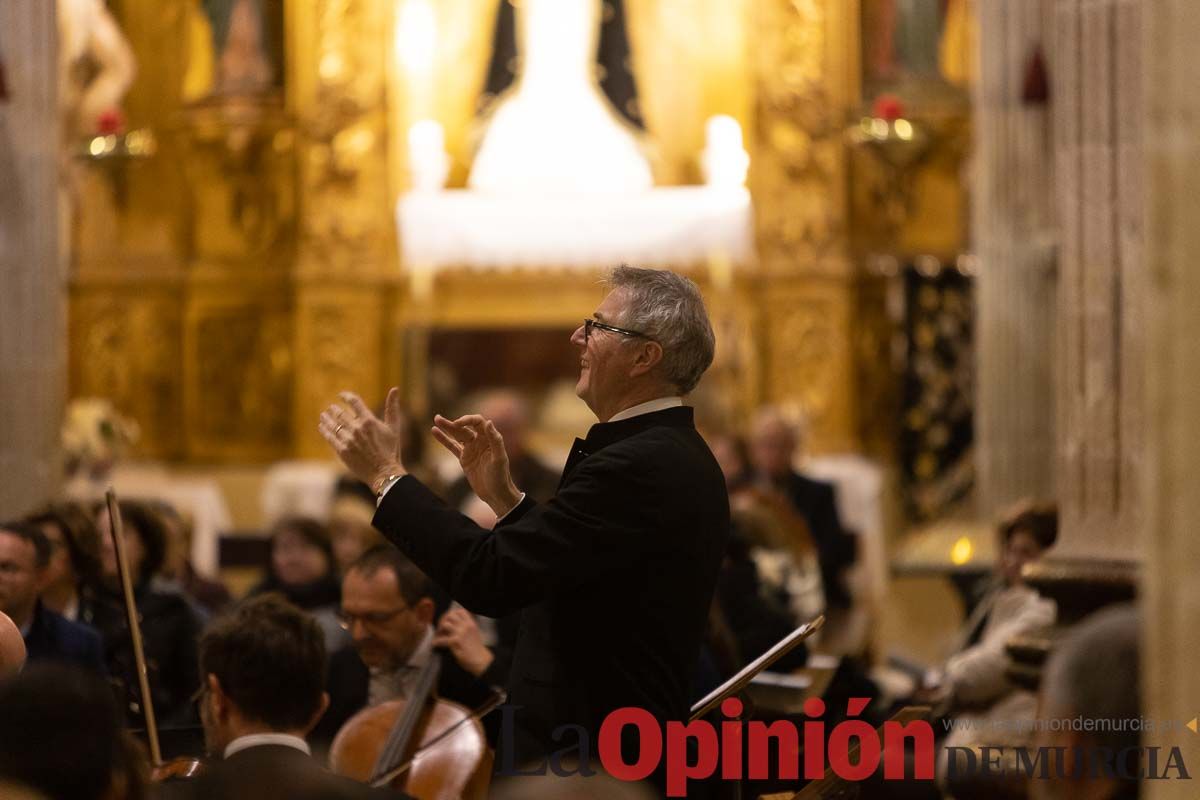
397, 186, 753, 271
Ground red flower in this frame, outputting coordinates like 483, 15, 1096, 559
95, 108, 124, 136
872, 93, 905, 122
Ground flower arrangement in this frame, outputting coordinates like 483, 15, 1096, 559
61, 398, 139, 480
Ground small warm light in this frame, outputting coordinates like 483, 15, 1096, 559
319, 53, 345, 82
871, 118, 890, 139
894, 119, 914, 140
88, 136, 109, 157
950, 536, 974, 566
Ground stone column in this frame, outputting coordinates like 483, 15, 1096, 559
1053, 0, 1144, 557
0, 2, 62, 516
1142, 2, 1200, 792
973, 0, 1059, 517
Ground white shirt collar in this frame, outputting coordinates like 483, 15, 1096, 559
608, 396, 683, 423
224, 733, 311, 759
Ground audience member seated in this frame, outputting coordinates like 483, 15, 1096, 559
0, 663, 148, 800
313, 546, 504, 748
714, 512, 810, 674
250, 516, 349, 653
1032, 604, 1140, 800
83, 501, 201, 725
748, 407, 858, 611
706, 431, 752, 490
0, 610, 26, 676
443, 389, 560, 508
728, 489, 825, 624
329, 477, 385, 577
933, 504, 1058, 794
25, 502, 101, 621
923, 504, 1058, 714
151, 500, 232, 618
0, 520, 105, 672
158, 594, 408, 800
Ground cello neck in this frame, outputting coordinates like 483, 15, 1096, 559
367, 649, 443, 784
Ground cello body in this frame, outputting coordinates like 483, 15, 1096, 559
329, 696, 493, 800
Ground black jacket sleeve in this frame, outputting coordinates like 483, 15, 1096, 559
372, 441, 676, 617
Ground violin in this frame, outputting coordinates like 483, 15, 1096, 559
150, 756, 207, 782
329, 649, 502, 800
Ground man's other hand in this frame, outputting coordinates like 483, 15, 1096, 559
431, 414, 522, 516
319, 387, 406, 493
433, 607, 494, 678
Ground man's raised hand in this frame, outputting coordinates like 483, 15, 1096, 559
319, 387, 407, 494
431, 414, 522, 517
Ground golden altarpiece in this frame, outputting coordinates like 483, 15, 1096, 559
68, 0, 965, 466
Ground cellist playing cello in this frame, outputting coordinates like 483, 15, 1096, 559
321, 267, 730, 793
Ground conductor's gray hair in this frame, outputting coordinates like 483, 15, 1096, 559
606, 266, 715, 394
1040, 604, 1140, 756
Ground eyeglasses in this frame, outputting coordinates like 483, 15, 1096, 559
583, 318, 653, 344
338, 605, 409, 630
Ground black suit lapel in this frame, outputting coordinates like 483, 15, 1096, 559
557, 438, 593, 490
555, 406, 695, 489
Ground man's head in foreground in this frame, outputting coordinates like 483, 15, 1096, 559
197, 594, 329, 755
1033, 604, 1140, 800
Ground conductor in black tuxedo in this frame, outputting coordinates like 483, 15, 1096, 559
320, 266, 730, 777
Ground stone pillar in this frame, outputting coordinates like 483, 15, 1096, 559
0, 2, 62, 516
1053, 0, 1144, 557
1142, 2, 1200, 792
973, 0, 1058, 517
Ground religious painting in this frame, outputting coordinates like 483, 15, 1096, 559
182, 0, 286, 101
861, 0, 974, 96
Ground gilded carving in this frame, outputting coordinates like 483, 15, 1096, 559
181, 105, 297, 263
750, 0, 849, 271
749, 0, 860, 452
70, 290, 183, 458
293, 0, 394, 274
185, 298, 292, 459
293, 289, 386, 457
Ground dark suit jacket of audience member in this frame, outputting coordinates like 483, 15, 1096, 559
80, 582, 201, 726
781, 472, 857, 610
156, 743, 410, 800
22, 601, 106, 673
372, 406, 730, 769
716, 532, 808, 673
313, 643, 505, 749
